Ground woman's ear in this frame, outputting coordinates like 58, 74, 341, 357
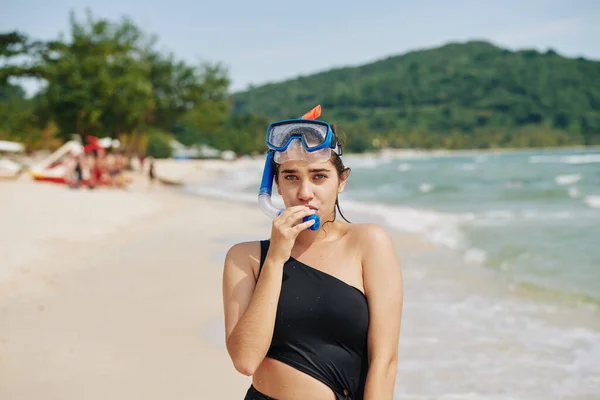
338, 168, 351, 193
275, 179, 281, 195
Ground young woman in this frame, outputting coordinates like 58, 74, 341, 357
222, 110, 403, 399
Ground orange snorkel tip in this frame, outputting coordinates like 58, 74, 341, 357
301, 105, 322, 120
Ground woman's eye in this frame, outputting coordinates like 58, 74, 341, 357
284, 175, 297, 180
313, 174, 327, 180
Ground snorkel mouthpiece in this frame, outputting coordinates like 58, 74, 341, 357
258, 105, 324, 231
304, 214, 321, 230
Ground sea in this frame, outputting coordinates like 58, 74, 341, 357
188, 147, 600, 399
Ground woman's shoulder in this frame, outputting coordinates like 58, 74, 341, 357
346, 223, 396, 261
347, 223, 393, 244
224, 240, 264, 276
225, 240, 263, 260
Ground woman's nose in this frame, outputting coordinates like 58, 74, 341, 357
298, 179, 314, 200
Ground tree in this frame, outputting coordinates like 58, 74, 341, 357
39, 11, 154, 140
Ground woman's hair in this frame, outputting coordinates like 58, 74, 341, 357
272, 124, 351, 224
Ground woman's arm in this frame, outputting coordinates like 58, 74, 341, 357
360, 224, 404, 400
222, 206, 317, 376
222, 241, 285, 376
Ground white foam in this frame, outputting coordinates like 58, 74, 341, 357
396, 276, 600, 398
419, 183, 434, 193
529, 154, 600, 164
584, 195, 600, 209
522, 210, 573, 220
467, 212, 512, 228
467, 209, 587, 227
464, 248, 487, 264
568, 187, 581, 198
344, 156, 380, 169
460, 163, 478, 171
398, 163, 411, 172
343, 200, 465, 249
555, 174, 582, 185
373, 149, 432, 160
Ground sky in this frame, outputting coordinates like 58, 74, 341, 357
2, 0, 599, 95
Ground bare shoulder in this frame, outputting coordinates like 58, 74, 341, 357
346, 223, 400, 275
224, 240, 263, 278
225, 240, 262, 259
347, 223, 396, 255
348, 224, 402, 299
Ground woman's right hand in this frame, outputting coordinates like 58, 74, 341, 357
268, 206, 316, 264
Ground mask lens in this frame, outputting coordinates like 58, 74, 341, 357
273, 139, 332, 164
268, 122, 329, 149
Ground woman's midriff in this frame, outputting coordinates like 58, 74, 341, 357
252, 357, 336, 400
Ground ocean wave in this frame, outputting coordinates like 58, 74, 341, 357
467, 209, 583, 227
568, 187, 581, 198
510, 281, 600, 309
347, 157, 380, 169
555, 174, 582, 185
460, 163, 478, 171
398, 163, 412, 172
529, 154, 600, 164
464, 247, 487, 264
342, 200, 466, 249
419, 183, 435, 193
343, 154, 396, 169
584, 195, 600, 209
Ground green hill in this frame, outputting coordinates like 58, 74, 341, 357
232, 41, 600, 151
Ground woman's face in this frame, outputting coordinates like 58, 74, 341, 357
276, 158, 347, 220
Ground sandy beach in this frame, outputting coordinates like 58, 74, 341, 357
2, 155, 600, 399
0, 163, 267, 399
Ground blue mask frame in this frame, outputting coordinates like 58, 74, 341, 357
265, 119, 338, 153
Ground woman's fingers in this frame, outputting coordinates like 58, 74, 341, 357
285, 207, 316, 226
294, 218, 316, 233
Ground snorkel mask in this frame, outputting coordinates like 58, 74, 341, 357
258, 105, 342, 231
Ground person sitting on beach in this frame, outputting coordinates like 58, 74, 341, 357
222, 108, 403, 400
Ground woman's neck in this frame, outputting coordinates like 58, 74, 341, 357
295, 218, 347, 247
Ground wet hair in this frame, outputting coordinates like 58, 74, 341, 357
273, 124, 351, 224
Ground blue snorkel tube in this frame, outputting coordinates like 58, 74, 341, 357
258, 111, 322, 231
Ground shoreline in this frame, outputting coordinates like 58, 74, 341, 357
185, 177, 600, 314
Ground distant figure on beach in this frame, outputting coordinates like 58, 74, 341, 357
71, 155, 84, 188
91, 150, 105, 187
111, 151, 127, 188
147, 157, 155, 186
222, 107, 403, 399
